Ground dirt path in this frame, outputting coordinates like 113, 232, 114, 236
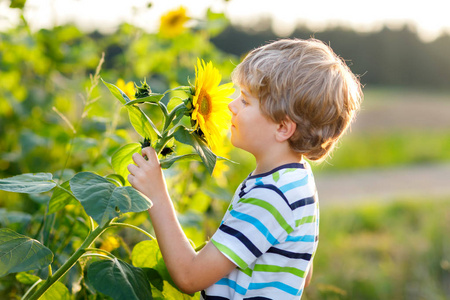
315, 162, 450, 206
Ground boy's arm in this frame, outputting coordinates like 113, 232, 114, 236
304, 263, 313, 287
127, 147, 236, 294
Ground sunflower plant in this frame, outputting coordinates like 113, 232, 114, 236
0, 59, 234, 300
103, 58, 235, 177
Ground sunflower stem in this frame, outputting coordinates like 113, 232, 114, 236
25, 221, 111, 300
162, 103, 185, 132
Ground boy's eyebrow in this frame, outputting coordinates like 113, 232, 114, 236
241, 89, 251, 98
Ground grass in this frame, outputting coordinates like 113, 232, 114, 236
303, 197, 450, 300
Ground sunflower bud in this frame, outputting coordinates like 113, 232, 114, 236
140, 138, 151, 148
134, 79, 152, 99
160, 145, 175, 157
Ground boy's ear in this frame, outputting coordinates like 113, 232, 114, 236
275, 118, 297, 142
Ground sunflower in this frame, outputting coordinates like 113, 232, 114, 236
159, 6, 189, 38
191, 58, 235, 152
116, 79, 135, 100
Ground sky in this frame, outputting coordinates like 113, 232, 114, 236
1, 0, 449, 41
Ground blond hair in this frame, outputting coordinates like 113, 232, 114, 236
232, 38, 362, 161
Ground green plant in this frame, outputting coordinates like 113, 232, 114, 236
0, 58, 233, 299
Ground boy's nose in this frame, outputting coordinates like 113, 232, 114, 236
228, 99, 238, 115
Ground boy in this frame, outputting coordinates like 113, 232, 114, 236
127, 38, 362, 299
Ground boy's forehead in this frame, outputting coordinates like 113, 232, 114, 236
237, 85, 252, 96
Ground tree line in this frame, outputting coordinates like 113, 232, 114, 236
211, 22, 450, 89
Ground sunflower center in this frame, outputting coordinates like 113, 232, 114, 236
198, 92, 212, 116
169, 15, 182, 26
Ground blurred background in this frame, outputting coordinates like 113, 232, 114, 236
1, 0, 449, 299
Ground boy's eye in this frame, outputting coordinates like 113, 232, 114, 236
241, 99, 248, 106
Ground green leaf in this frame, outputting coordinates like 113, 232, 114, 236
87, 258, 153, 300
162, 281, 197, 299
174, 127, 217, 175
102, 79, 131, 105
38, 281, 70, 300
48, 180, 78, 214
103, 79, 161, 141
131, 240, 160, 269
0, 173, 56, 193
70, 172, 152, 227
105, 174, 126, 186
131, 240, 175, 289
126, 105, 161, 141
16, 272, 40, 285
111, 143, 141, 186
0, 208, 32, 225
142, 268, 164, 291
204, 8, 230, 37
124, 94, 165, 106
0, 228, 53, 277
9, 0, 27, 9
160, 154, 201, 169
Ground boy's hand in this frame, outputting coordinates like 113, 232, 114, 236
127, 147, 169, 203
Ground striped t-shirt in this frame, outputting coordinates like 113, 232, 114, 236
202, 162, 319, 300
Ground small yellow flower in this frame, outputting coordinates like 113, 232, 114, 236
99, 235, 121, 252
191, 58, 235, 153
116, 79, 135, 100
159, 6, 190, 38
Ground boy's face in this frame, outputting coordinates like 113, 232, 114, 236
228, 86, 278, 158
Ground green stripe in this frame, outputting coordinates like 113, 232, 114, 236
239, 197, 294, 234
295, 215, 316, 227
254, 264, 305, 278
211, 239, 248, 269
239, 267, 253, 277
272, 171, 280, 182
283, 168, 297, 174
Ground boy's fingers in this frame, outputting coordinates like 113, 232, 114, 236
127, 174, 134, 185
127, 163, 138, 175
141, 146, 157, 159
131, 152, 146, 165
141, 147, 159, 165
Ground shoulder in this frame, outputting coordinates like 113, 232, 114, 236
240, 162, 316, 209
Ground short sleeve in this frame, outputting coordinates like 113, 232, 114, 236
210, 187, 294, 269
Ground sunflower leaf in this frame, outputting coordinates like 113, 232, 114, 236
87, 258, 152, 300
173, 127, 217, 174
48, 180, 78, 214
160, 154, 201, 169
0, 228, 53, 277
102, 79, 131, 105
124, 94, 164, 106
0, 173, 56, 194
103, 79, 161, 140
111, 143, 142, 186
126, 105, 161, 141
70, 172, 152, 227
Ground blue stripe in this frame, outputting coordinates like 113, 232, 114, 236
279, 175, 308, 193
290, 195, 316, 210
216, 278, 247, 295
248, 281, 301, 296
286, 234, 316, 242
255, 177, 263, 186
230, 210, 279, 245
267, 247, 312, 260
220, 224, 263, 257
244, 298, 273, 300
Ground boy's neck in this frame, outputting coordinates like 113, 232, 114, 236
253, 151, 303, 176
